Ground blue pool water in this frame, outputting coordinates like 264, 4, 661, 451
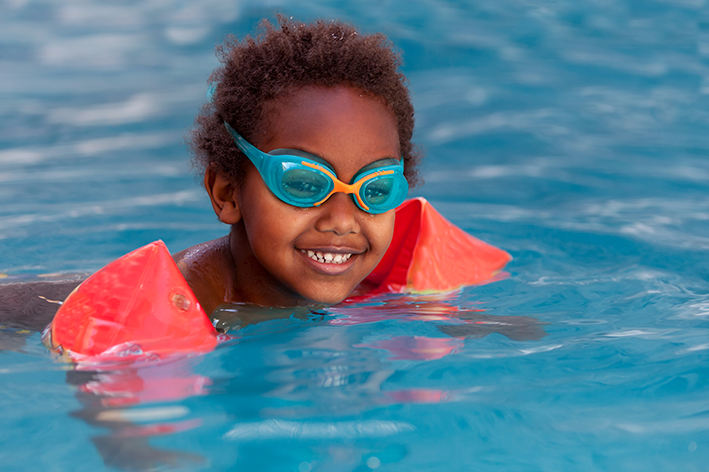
2, 0, 709, 470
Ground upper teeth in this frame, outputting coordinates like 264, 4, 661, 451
300, 250, 353, 264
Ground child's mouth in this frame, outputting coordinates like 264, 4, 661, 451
299, 249, 353, 265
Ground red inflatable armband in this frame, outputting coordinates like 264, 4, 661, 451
364, 197, 511, 294
48, 240, 217, 362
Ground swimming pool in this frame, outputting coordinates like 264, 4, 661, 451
2, 0, 709, 470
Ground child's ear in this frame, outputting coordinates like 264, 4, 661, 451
205, 167, 242, 224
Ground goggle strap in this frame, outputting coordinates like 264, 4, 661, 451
224, 122, 264, 169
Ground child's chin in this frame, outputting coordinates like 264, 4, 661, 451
302, 285, 356, 306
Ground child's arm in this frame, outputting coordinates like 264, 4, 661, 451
0, 279, 82, 353
0, 280, 83, 332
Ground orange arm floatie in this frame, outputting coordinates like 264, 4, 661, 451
364, 197, 511, 294
47, 240, 218, 362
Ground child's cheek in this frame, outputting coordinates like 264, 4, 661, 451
369, 210, 396, 260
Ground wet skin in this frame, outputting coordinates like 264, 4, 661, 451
174, 86, 400, 313
0, 279, 82, 350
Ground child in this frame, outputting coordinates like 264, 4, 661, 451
2, 16, 417, 338
172, 16, 422, 314
7, 16, 512, 359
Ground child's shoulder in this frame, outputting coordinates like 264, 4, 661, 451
172, 236, 228, 267
173, 235, 234, 314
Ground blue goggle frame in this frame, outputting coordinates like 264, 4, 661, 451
224, 122, 408, 214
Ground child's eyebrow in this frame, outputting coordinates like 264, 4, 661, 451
274, 146, 399, 165
286, 147, 327, 160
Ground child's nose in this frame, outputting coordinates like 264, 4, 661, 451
314, 192, 361, 236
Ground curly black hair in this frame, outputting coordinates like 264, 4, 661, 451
188, 16, 422, 188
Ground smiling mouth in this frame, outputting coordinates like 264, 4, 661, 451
299, 249, 354, 264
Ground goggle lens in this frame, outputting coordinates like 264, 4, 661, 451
280, 164, 332, 203
363, 176, 396, 206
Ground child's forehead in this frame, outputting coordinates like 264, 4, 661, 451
258, 85, 398, 146
255, 85, 400, 177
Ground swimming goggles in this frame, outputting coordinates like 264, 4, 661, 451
224, 122, 408, 214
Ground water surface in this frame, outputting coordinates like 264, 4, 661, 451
1, 0, 709, 470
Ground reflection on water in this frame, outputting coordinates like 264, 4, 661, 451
358, 336, 465, 361
223, 419, 416, 440
67, 362, 207, 470
58, 295, 547, 469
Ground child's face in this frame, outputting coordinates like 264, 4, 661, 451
233, 86, 400, 305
